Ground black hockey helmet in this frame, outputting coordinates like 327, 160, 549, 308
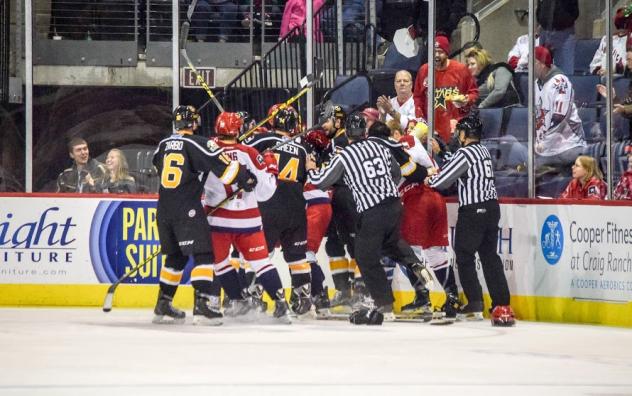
173, 105, 200, 130
345, 111, 367, 139
318, 100, 345, 126
455, 114, 483, 139
273, 106, 299, 135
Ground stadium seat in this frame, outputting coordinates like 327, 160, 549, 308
569, 75, 600, 107
330, 74, 372, 109
613, 77, 631, 100
578, 107, 600, 142
514, 73, 528, 104
382, 43, 425, 72
479, 108, 504, 139
574, 39, 601, 75
495, 170, 528, 197
504, 107, 528, 141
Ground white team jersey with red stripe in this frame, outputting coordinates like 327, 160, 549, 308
303, 179, 331, 207
399, 134, 434, 168
204, 139, 276, 233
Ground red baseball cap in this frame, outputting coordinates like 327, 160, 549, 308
362, 107, 380, 122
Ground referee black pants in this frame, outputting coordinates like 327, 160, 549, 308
454, 200, 510, 308
355, 197, 420, 308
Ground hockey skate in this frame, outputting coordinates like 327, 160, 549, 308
290, 283, 313, 317
192, 290, 223, 326
272, 290, 292, 324
349, 300, 385, 325
456, 301, 484, 322
490, 305, 516, 327
330, 288, 352, 311
152, 291, 185, 324
224, 290, 254, 318
247, 283, 268, 313
312, 287, 331, 318
400, 289, 433, 322
430, 294, 460, 325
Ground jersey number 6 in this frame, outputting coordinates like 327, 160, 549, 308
161, 153, 184, 188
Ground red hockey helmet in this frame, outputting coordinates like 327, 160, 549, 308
215, 112, 243, 137
305, 128, 330, 151
267, 104, 282, 128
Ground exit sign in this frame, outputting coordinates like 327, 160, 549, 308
181, 67, 216, 88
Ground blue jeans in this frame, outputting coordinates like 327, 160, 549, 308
540, 27, 576, 75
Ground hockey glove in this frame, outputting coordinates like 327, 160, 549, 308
262, 151, 279, 175
236, 167, 258, 192
349, 308, 384, 325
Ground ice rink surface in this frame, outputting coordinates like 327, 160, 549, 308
0, 308, 631, 396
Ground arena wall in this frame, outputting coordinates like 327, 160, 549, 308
0, 194, 631, 327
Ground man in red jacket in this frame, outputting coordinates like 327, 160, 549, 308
413, 35, 478, 142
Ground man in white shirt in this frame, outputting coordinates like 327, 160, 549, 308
534, 46, 585, 171
377, 70, 416, 131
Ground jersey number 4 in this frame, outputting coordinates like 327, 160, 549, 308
274, 154, 299, 182
161, 153, 184, 188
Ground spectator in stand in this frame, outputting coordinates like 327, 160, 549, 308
413, 35, 479, 143
596, 54, 632, 141
191, 0, 240, 42
536, 0, 579, 76
56, 138, 107, 193
100, 149, 137, 194
279, 0, 325, 40
507, 26, 541, 72
377, 70, 416, 131
534, 46, 586, 173
590, 7, 632, 76
361, 107, 380, 129
466, 48, 521, 108
613, 146, 632, 200
560, 155, 607, 200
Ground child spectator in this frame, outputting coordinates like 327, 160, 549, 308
560, 155, 607, 200
613, 146, 632, 200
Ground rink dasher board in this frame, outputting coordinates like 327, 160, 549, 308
0, 195, 631, 327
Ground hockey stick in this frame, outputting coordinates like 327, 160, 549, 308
102, 188, 243, 313
179, 21, 225, 113
238, 68, 324, 142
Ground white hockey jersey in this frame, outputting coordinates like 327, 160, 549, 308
399, 134, 434, 168
386, 95, 416, 130
507, 34, 540, 73
589, 34, 630, 75
535, 70, 586, 157
204, 140, 276, 233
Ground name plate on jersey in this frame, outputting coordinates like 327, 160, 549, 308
181, 67, 216, 89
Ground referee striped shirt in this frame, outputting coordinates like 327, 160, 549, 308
428, 142, 498, 207
308, 139, 400, 213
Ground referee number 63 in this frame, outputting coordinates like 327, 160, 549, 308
363, 158, 387, 178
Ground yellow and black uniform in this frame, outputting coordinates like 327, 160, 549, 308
153, 132, 239, 257
243, 130, 313, 314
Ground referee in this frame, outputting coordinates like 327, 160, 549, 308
307, 112, 432, 325
426, 114, 515, 327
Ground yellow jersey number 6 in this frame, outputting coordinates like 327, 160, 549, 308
161, 153, 184, 188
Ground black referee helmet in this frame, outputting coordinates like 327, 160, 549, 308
173, 105, 200, 130
455, 114, 483, 139
345, 112, 367, 139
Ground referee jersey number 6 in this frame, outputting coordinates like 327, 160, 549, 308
309, 139, 400, 213
428, 142, 498, 206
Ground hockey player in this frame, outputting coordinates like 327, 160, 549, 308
318, 102, 360, 308
152, 105, 256, 325
303, 127, 333, 316
204, 112, 292, 323
393, 121, 462, 322
242, 104, 313, 316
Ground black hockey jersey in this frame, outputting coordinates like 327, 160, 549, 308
242, 131, 308, 212
153, 132, 239, 219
